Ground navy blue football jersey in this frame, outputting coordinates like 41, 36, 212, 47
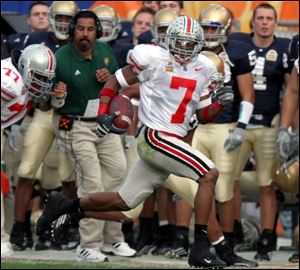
24, 31, 67, 53
288, 34, 299, 70
210, 39, 256, 124
117, 21, 133, 41
137, 30, 155, 45
229, 32, 290, 126
110, 39, 133, 68
4, 33, 28, 53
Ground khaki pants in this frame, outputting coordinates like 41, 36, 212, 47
53, 113, 127, 248
193, 123, 240, 202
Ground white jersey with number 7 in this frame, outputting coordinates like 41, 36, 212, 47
128, 44, 217, 137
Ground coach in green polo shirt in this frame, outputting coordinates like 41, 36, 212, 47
51, 10, 135, 262
54, 28, 118, 116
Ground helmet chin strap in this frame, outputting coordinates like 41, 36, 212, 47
174, 54, 191, 65
204, 41, 220, 49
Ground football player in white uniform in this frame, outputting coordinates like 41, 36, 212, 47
1, 56, 28, 257
1, 44, 57, 130
1, 44, 57, 256
37, 16, 229, 268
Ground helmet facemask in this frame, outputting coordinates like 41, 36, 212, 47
168, 37, 201, 64
151, 24, 169, 48
151, 8, 179, 48
18, 44, 56, 99
166, 16, 205, 65
50, 13, 73, 40
200, 20, 230, 48
99, 19, 121, 43
25, 69, 55, 98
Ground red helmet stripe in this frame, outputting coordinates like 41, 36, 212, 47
44, 46, 54, 71
186, 16, 192, 33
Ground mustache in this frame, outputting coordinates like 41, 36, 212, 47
80, 38, 90, 42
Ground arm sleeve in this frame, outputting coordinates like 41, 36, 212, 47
233, 49, 256, 76
127, 44, 161, 82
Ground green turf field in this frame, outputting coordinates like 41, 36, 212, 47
2, 247, 298, 269
1, 260, 188, 269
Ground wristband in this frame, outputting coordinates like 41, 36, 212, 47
202, 101, 223, 122
98, 103, 108, 115
238, 101, 254, 125
51, 93, 66, 109
236, 122, 247, 129
131, 98, 140, 106
99, 87, 117, 98
115, 69, 129, 88
212, 100, 223, 110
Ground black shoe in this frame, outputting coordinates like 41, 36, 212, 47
50, 213, 80, 250
25, 230, 34, 249
254, 252, 272, 261
36, 191, 66, 236
134, 226, 156, 256
134, 217, 157, 256
65, 225, 80, 250
289, 252, 299, 263
151, 224, 176, 256
50, 214, 71, 242
223, 252, 258, 267
151, 236, 174, 256
35, 224, 67, 251
10, 222, 30, 251
188, 245, 226, 268
165, 233, 189, 259
215, 238, 258, 267
134, 236, 156, 256
254, 229, 276, 261
25, 211, 34, 249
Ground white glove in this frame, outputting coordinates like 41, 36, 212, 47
215, 86, 234, 107
276, 127, 292, 160
224, 127, 246, 152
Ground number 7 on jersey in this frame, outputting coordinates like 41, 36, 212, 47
170, 76, 197, 124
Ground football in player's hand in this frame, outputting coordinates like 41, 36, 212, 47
108, 95, 134, 130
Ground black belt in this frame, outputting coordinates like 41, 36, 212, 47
64, 114, 96, 122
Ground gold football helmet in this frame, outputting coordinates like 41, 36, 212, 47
199, 4, 232, 48
200, 51, 225, 92
272, 158, 299, 194
49, 1, 79, 40
151, 8, 179, 48
92, 5, 121, 43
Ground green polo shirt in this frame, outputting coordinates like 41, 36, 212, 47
55, 40, 119, 115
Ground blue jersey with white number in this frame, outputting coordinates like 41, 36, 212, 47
229, 32, 290, 126
211, 39, 256, 124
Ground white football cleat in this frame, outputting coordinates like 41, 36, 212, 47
75, 246, 108, 262
102, 242, 136, 257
